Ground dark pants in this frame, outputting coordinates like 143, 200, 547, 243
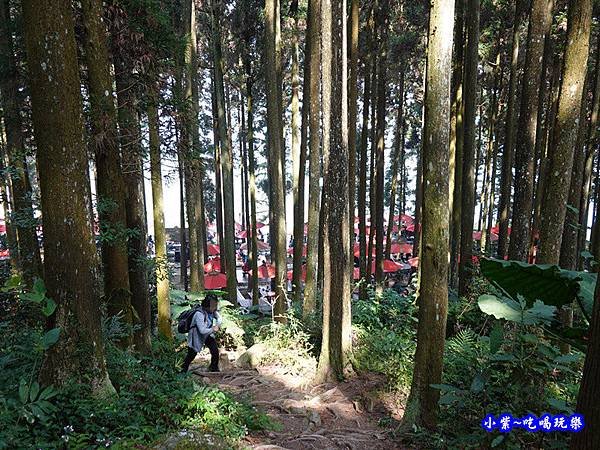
181, 335, 219, 372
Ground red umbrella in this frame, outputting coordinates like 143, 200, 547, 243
406, 224, 415, 232
491, 225, 511, 235
408, 257, 419, 268
235, 222, 243, 231
207, 244, 220, 256
372, 259, 404, 273
0, 221, 5, 234
390, 242, 413, 254
257, 263, 277, 279
256, 222, 267, 229
0, 249, 9, 260
204, 273, 227, 289
394, 214, 415, 225
473, 231, 499, 242
204, 257, 221, 273
353, 267, 361, 280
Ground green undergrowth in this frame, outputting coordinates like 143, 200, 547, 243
0, 292, 273, 449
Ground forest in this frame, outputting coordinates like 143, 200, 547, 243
1, 0, 599, 448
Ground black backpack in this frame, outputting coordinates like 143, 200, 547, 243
177, 305, 204, 334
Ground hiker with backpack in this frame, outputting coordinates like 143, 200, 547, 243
179, 293, 222, 373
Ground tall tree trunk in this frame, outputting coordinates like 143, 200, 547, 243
0, 0, 42, 285
385, 71, 405, 260
178, 146, 188, 291
113, 54, 150, 352
560, 68, 592, 270
303, 0, 321, 317
571, 167, 600, 449
291, 0, 307, 304
458, 0, 479, 296
367, 57, 377, 279
580, 35, 600, 266
23, 0, 113, 393
530, 34, 556, 262
80, 0, 133, 346
403, 0, 454, 429
184, 0, 205, 290
374, 0, 389, 293
211, 77, 225, 269
265, 0, 287, 321
538, 0, 592, 264
316, 0, 353, 383
0, 134, 18, 271
358, 7, 373, 295
480, 52, 501, 253
449, 0, 464, 289
508, 0, 554, 261
348, 0, 359, 243
210, 0, 238, 304
148, 86, 172, 342
497, 0, 523, 259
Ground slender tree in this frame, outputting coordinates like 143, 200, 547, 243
22, 0, 114, 393
316, 0, 353, 382
148, 84, 172, 342
403, 0, 454, 429
264, 0, 287, 321
538, 0, 592, 264
458, 0, 479, 296
210, 0, 238, 303
449, 0, 464, 288
348, 0, 359, 240
374, 0, 389, 293
291, 0, 307, 304
508, 0, 554, 261
303, 0, 321, 317
0, 0, 42, 285
80, 0, 135, 347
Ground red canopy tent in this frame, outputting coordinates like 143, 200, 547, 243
256, 263, 276, 279
204, 273, 227, 289
472, 231, 499, 242
390, 242, 413, 254
353, 243, 376, 257
207, 244, 220, 256
204, 257, 221, 273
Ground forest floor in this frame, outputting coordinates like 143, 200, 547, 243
190, 349, 406, 450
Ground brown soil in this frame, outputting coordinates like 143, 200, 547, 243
191, 351, 406, 450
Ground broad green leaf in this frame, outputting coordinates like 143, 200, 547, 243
547, 398, 574, 415
491, 435, 505, 448
554, 354, 582, 365
38, 386, 57, 401
438, 391, 460, 405
478, 294, 523, 322
29, 381, 39, 402
470, 374, 485, 393
480, 258, 594, 320
20, 292, 44, 304
581, 250, 594, 260
32, 278, 46, 297
42, 328, 61, 349
19, 380, 29, 404
41, 298, 57, 317
489, 353, 517, 362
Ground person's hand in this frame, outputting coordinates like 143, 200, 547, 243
213, 325, 220, 332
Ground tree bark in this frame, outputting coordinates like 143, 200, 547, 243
113, 53, 151, 352
508, 0, 554, 261
0, 0, 42, 285
23, 0, 113, 393
210, 0, 238, 304
80, 0, 133, 346
303, 0, 321, 317
403, 0, 453, 429
316, 0, 353, 383
385, 71, 405, 260
374, 0, 389, 293
538, 0, 592, 264
291, 0, 307, 304
348, 0, 359, 245
449, 0, 464, 289
458, 0, 479, 296
148, 86, 172, 342
358, 7, 373, 296
265, 0, 287, 321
